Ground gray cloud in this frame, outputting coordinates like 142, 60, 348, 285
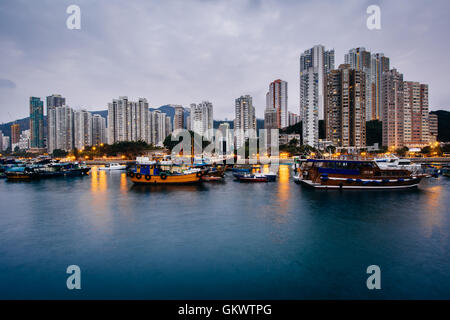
0, 0, 449, 123
0, 79, 16, 89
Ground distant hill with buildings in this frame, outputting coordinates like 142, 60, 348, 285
2, 108, 448, 144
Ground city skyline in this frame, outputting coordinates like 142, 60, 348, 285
1, 0, 450, 123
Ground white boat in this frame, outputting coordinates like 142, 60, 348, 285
99, 163, 127, 171
374, 156, 422, 174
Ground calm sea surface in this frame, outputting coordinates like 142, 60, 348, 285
0, 166, 449, 299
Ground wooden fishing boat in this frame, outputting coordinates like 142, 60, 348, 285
127, 162, 205, 184
294, 159, 426, 190
5, 166, 39, 180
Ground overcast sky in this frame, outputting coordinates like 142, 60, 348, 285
0, 0, 449, 123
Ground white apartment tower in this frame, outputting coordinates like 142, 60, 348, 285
148, 110, 171, 146
74, 110, 92, 150
190, 101, 213, 140
107, 97, 149, 144
234, 95, 256, 148
92, 114, 106, 146
55, 105, 74, 151
300, 45, 334, 147
46, 94, 66, 153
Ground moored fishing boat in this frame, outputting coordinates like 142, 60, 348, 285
43, 162, 90, 177
294, 159, 426, 189
232, 165, 276, 182
99, 163, 127, 171
238, 173, 268, 183
127, 161, 206, 184
5, 166, 39, 180
200, 164, 225, 181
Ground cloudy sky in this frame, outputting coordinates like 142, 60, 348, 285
0, 0, 449, 123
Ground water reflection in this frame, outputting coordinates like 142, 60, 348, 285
422, 183, 446, 241
120, 172, 128, 194
275, 165, 291, 219
130, 183, 207, 194
90, 167, 107, 194
88, 167, 112, 231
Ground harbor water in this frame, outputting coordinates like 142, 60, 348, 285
0, 166, 449, 299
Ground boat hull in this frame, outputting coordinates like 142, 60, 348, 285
6, 173, 39, 180
129, 172, 201, 184
239, 177, 268, 182
294, 176, 422, 189
99, 166, 126, 171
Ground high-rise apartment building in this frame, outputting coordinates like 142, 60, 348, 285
300, 45, 335, 120
382, 69, 404, 149
29, 97, 44, 148
429, 113, 438, 142
46, 94, 66, 153
372, 53, 390, 120
74, 110, 93, 150
1, 135, 10, 151
300, 68, 319, 147
92, 114, 107, 146
325, 64, 366, 148
11, 123, 20, 145
266, 79, 288, 128
217, 122, 233, 154
288, 112, 301, 126
55, 105, 74, 151
234, 95, 256, 148
403, 82, 429, 147
345, 48, 374, 121
165, 115, 172, 139
149, 110, 170, 146
107, 97, 149, 144
190, 101, 213, 140
264, 94, 278, 149
173, 105, 185, 130
300, 45, 334, 146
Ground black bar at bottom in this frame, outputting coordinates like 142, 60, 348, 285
1, 300, 447, 319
